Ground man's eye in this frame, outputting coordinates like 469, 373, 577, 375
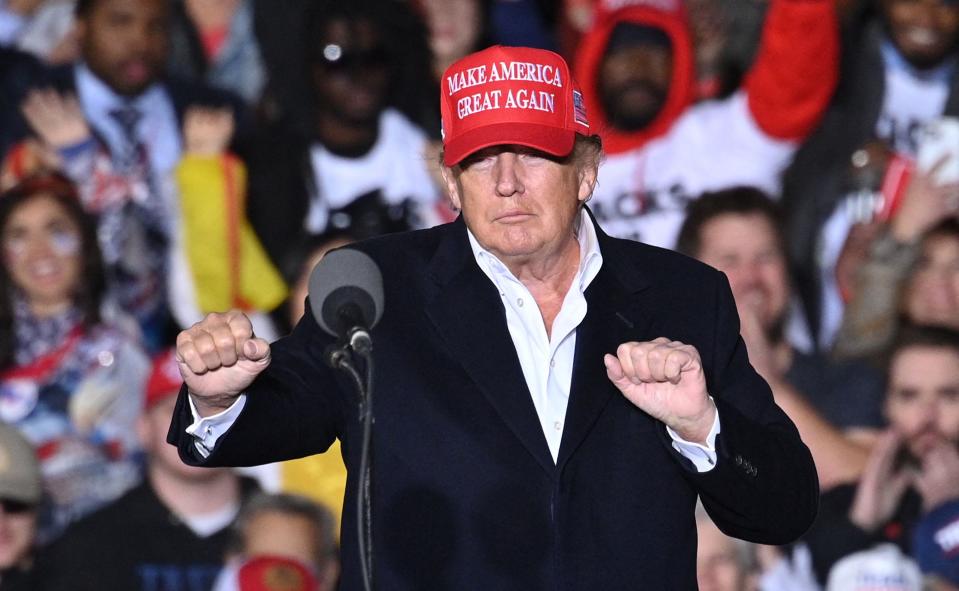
518, 152, 547, 164
463, 155, 496, 169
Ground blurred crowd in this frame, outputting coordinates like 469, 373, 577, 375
0, 0, 957, 589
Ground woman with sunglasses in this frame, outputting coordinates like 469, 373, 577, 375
0, 172, 149, 544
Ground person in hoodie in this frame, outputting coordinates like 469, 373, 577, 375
573, 0, 838, 249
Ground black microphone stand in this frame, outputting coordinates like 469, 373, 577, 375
326, 328, 375, 591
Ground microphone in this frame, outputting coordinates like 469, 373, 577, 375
309, 248, 381, 591
308, 248, 384, 356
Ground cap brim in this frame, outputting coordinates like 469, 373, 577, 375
443, 122, 576, 167
0, 483, 41, 505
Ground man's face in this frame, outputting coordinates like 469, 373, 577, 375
0, 500, 37, 570
905, 233, 959, 330
885, 345, 959, 460
312, 18, 390, 125
442, 145, 597, 266
697, 517, 749, 591
883, 0, 959, 69
598, 43, 672, 132
78, 0, 170, 97
695, 213, 790, 333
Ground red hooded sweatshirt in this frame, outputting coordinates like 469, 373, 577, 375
574, 0, 839, 155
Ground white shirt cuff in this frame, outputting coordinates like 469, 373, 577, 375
666, 400, 720, 473
184, 394, 247, 458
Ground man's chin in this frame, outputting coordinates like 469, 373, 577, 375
606, 109, 661, 133
895, 43, 956, 71
905, 434, 955, 463
111, 78, 156, 98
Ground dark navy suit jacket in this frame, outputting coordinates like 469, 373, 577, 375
169, 213, 818, 590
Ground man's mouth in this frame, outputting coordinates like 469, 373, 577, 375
120, 60, 151, 84
902, 26, 941, 49
495, 211, 533, 223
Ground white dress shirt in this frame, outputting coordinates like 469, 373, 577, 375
188, 213, 719, 470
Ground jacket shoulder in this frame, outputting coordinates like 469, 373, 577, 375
605, 234, 725, 290
347, 223, 455, 265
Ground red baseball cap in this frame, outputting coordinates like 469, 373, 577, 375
237, 555, 319, 591
440, 45, 590, 166
145, 348, 183, 409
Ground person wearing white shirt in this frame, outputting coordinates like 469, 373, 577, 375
167, 45, 817, 590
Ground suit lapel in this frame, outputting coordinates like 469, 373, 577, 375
422, 214, 660, 475
557, 217, 654, 469
424, 220, 556, 476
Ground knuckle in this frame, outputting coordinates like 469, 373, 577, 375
213, 332, 236, 351
205, 311, 224, 324
193, 336, 216, 356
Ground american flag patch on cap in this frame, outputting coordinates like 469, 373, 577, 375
572, 90, 588, 127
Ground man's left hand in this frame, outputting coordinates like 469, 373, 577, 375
915, 442, 959, 513
604, 338, 716, 444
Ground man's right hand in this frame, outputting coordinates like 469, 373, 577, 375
849, 430, 914, 532
176, 310, 271, 417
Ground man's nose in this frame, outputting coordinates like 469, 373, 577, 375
921, 397, 939, 422
494, 154, 525, 197
729, 262, 761, 293
910, 0, 940, 28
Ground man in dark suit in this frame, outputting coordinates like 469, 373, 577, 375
170, 46, 818, 590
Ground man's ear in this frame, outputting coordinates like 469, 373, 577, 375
440, 166, 462, 211
577, 162, 599, 204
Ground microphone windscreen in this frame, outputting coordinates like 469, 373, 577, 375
308, 248, 384, 337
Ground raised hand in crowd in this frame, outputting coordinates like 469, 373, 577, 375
848, 430, 915, 532
914, 441, 959, 514
890, 155, 959, 244
736, 297, 782, 383
20, 88, 91, 150
605, 338, 715, 444
182, 106, 235, 157
737, 273, 872, 488
176, 311, 271, 416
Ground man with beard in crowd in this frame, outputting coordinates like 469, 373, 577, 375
570, 0, 838, 250
801, 326, 959, 587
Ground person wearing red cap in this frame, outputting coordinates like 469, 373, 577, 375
169, 45, 817, 589
37, 348, 259, 591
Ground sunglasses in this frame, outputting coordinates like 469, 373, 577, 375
0, 498, 36, 515
317, 44, 390, 73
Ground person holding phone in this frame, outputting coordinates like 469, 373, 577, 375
802, 325, 959, 587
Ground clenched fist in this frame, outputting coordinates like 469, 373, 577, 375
604, 338, 716, 444
176, 310, 271, 417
